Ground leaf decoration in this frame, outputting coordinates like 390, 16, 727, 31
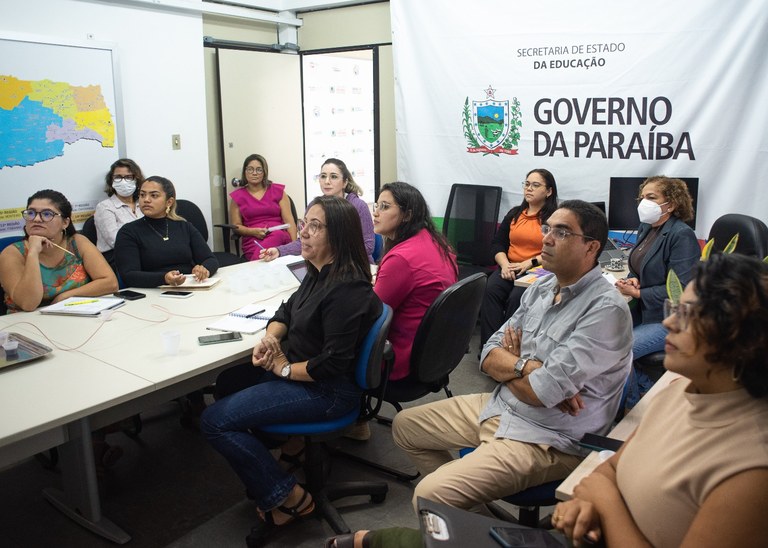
723, 233, 739, 254
700, 238, 714, 261
666, 269, 684, 303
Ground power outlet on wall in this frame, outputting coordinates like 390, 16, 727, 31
172, 134, 181, 150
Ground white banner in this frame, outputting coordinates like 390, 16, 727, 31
391, 0, 768, 236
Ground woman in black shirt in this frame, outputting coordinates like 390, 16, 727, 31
114, 176, 218, 288
201, 195, 382, 544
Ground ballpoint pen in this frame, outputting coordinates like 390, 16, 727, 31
246, 309, 266, 318
253, 239, 266, 251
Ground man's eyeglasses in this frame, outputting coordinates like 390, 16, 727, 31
373, 202, 397, 212
541, 224, 596, 241
22, 209, 62, 222
298, 219, 326, 235
522, 181, 545, 190
663, 299, 696, 330
245, 167, 264, 175
113, 176, 136, 183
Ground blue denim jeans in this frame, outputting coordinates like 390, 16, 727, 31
201, 370, 361, 510
625, 322, 668, 407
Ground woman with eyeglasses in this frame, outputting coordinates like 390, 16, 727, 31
259, 158, 375, 263
0, 189, 118, 313
553, 252, 768, 547
201, 196, 383, 545
94, 158, 145, 262
614, 176, 699, 407
114, 176, 219, 288
480, 168, 559, 345
229, 154, 297, 261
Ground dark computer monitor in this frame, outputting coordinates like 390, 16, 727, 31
608, 177, 698, 231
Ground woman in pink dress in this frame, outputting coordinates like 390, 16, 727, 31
229, 154, 297, 261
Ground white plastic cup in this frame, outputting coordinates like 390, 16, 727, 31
162, 330, 181, 356
2, 340, 19, 354
230, 273, 249, 295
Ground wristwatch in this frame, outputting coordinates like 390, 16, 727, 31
280, 363, 292, 379
531, 257, 539, 267
514, 357, 528, 378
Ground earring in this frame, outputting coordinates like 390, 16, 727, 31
166, 206, 171, 214
731, 363, 744, 383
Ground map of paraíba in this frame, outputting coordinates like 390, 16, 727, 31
0, 75, 115, 168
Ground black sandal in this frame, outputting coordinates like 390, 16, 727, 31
324, 531, 371, 548
245, 487, 315, 547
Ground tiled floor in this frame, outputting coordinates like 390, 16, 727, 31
0, 333, 505, 547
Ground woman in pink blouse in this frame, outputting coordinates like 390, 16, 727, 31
229, 154, 297, 261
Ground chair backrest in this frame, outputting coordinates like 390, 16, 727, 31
288, 195, 299, 226
356, 304, 393, 391
80, 215, 98, 246
411, 273, 487, 384
0, 235, 24, 315
175, 199, 209, 240
372, 233, 384, 263
707, 213, 768, 258
442, 184, 502, 267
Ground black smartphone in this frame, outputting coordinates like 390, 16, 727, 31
114, 290, 146, 301
160, 290, 193, 299
198, 332, 243, 345
489, 526, 563, 547
579, 433, 624, 452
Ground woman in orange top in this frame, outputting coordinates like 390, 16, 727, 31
480, 168, 559, 344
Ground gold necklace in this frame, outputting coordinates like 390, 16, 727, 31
145, 218, 169, 241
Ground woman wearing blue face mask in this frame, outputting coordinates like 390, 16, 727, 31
615, 176, 699, 406
94, 158, 145, 263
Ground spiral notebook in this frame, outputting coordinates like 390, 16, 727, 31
206, 304, 275, 334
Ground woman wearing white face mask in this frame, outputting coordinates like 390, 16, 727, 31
615, 176, 699, 406
94, 158, 145, 262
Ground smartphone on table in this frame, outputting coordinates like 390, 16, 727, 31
489, 526, 564, 547
579, 433, 624, 452
198, 332, 243, 345
114, 290, 146, 301
160, 290, 193, 299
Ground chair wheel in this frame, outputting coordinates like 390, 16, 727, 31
371, 493, 386, 504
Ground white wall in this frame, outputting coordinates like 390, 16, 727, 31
1, 0, 214, 238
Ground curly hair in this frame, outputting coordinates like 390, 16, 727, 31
691, 253, 768, 398
638, 176, 694, 222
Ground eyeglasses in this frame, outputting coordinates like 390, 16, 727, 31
298, 219, 326, 235
663, 299, 696, 330
541, 224, 596, 241
373, 201, 397, 212
22, 209, 62, 222
522, 181, 545, 190
318, 173, 342, 182
245, 167, 264, 175
113, 176, 136, 183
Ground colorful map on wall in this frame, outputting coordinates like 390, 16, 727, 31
0, 75, 115, 168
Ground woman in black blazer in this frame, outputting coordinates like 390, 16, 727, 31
615, 176, 700, 404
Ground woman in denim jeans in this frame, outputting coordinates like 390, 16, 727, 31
201, 195, 382, 546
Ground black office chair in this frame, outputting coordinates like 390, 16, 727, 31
80, 215, 98, 245
707, 213, 768, 258
215, 195, 299, 257
175, 199, 245, 267
256, 305, 393, 537
442, 184, 502, 279
343, 273, 488, 481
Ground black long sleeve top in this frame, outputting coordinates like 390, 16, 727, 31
114, 217, 219, 288
270, 264, 382, 381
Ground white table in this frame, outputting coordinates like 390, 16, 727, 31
0, 257, 301, 543
555, 370, 680, 500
